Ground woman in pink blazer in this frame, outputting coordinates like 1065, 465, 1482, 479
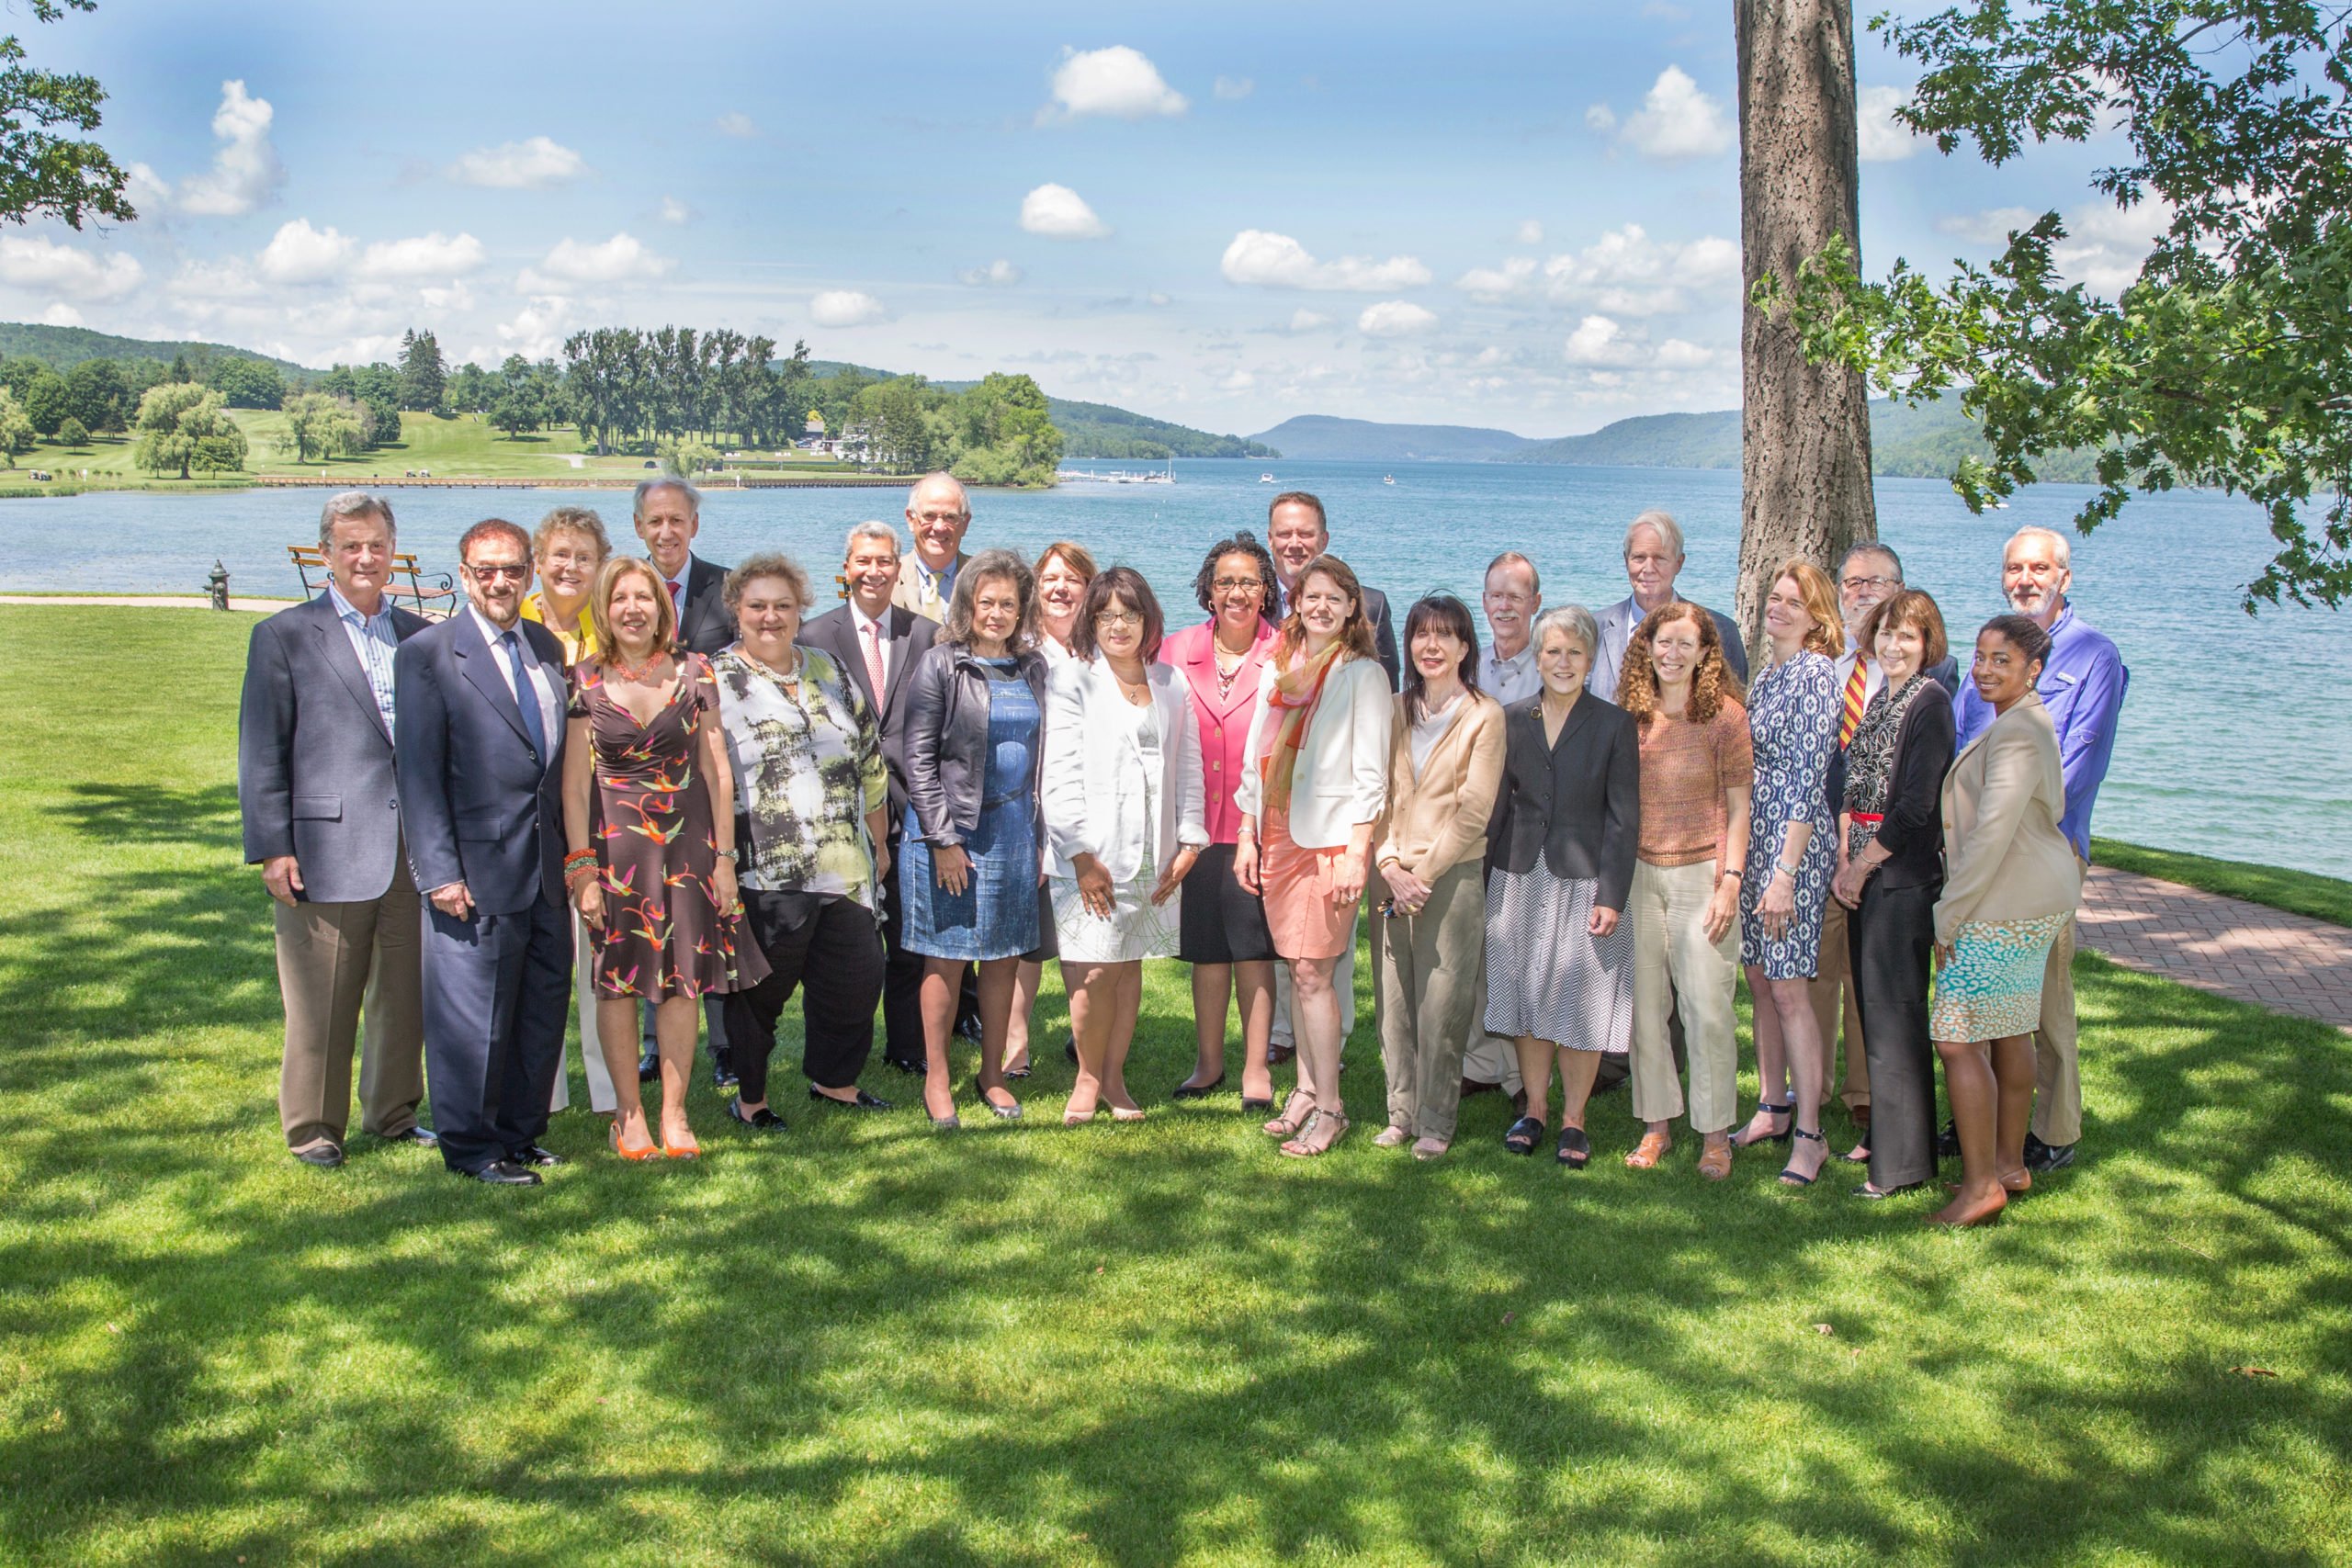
1159, 532, 1283, 1110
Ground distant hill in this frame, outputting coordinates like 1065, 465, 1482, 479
0, 322, 314, 378
1045, 397, 1275, 460
1248, 415, 1539, 462
1502, 397, 2101, 483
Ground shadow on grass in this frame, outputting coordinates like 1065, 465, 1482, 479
2, 790, 2349, 1564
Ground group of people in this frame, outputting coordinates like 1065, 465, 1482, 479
239, 472, 2126, 1224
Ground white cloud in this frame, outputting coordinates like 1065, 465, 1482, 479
715, 111, 757, 138
1515, 219, 1544, 246
359, 231, 487, 280
659, 196, 693, 225
0, 234, 143, 300
1653, 338, 1715, 369
1858, 85, 1922, 163
528, 232, 673, 285
1455, 256, 1538, 302
958, 258, 1024, 287
809, 288, 888, 327
1562, 314, 1718, 371
1598, 66, 1734, 160
1542, 223, 1738, 314
40, 301, 83, 326
258, 219, 354, 284
1359, 299, 1437, 337
1020, 183, 1110, 239
1219, 368, 1257, 390
166, 80, 286, 217
494, 295, 572, 361
1220, 230, 1431, 291
1564, 315, 1645, 367
1214, 75, 1255, 100
1147, 290, 1171, 306
449, 135, 588, 189
1936, 206, 2041, 245
1288, 308, 1334, 331
1937, 199, 2171, 294
1042, 45, 1189, 121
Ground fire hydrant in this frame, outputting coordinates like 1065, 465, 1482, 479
207, 560, 231, 611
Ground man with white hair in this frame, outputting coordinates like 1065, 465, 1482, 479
1950, 524, 2128, 1174
893, 472, 974, 620
1590, 510, 1749, 703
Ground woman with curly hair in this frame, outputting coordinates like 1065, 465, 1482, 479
1615, 602, 1753, 1178
1729, 558, 1844, 1187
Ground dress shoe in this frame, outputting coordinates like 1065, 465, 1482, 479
379, 1125, 439, 1147
809, 1086, 893, 1111
729, 1100, 787, 1131
638, 1045, 660, 1083
292, 1142, 345, 1168
886, 1055, 928, 1077
711, 1046, 739, 1089
2022, 1133, 2076, 1173
1171, 1073, 1226, 1100
1267, 1042, 1296, 1066
463, 1159, 541, 1186
1936, 1117, 1960, 1158
955, 1012, 984, 1044
975, 1085, 1023, 1121
1458, 1077, 1499, 1098
1063, 1036, 1079, 1066
510, 1143, 564, 1168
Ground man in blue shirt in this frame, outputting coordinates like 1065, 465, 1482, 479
1951, 525, 2129, 1172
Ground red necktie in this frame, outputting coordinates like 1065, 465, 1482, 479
668, 579, 683, 608
1838, 659, 1869, 748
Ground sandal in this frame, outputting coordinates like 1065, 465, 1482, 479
1556, 1125, 1591, 1169
1262, 1093, 1315, 1138
1841, 1143, 1871, 1165
1372, 1124, 1411, 1148
1503, 1115, 1544, 1156
1779, 1126, 1826, 1186
1696, 1137, 1733, 1180
1624, 1129, 1673, 1169
1280, 1109, 1349, 1157
1730, 1100, 1795, 1149
1411, 1137, 1449, 1161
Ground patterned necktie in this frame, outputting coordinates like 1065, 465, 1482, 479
502, 630, 548, 759
862, 618, 888, 703
1838, 658, 1869, 749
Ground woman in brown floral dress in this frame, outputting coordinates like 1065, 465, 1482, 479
562, 555, 765, 1160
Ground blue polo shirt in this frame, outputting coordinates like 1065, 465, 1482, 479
1953, 604, 2129, 863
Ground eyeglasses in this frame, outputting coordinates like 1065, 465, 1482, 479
468, 562, 528, 581
1212, 577, 1263, 594
1841, 574, 1899, 592
1096, 609, 1145, 628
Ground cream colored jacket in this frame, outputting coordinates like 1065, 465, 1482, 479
1933, 693, 2083, 946
1234, 655, 1394, 851
1375, 692, 1506, 882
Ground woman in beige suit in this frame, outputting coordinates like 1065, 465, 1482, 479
1372, 594, 1506, 1159
1929, 613, 2082, 1228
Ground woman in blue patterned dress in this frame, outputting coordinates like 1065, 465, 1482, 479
1729, 558, 1843, 1187
899, 549, 1051, 1127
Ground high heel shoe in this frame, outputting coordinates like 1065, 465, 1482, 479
1262, 1093, 1315, 1137
1731, 1100, 1795, 1149
1280, 1109, 1348, 1157
609, 1122, 660, 1161
1778, 1126, 1826, 1186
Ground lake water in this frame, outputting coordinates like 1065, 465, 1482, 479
4, 458, 2346, 877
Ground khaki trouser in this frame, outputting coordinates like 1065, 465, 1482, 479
550, 910, 619, 1114
274, 852, 424, 1151
1374, 859, 1486, 1142
1628, 858, 1740, 1134
1806, 893, 1872, 1111
2031, 917, 2082, 1146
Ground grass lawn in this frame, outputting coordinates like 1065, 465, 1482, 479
3, 604, 2347, 1566
2093, 837, 2352, 929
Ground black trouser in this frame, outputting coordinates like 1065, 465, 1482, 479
1849, 877, 1939, 1190
726, 889, 887, 1101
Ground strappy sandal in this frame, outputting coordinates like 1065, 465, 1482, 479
1624, 1129, 1673, 1169
1280, 1109, 1349, 1157
1262, 1094, 1315, 1138
1503, 1115, 1544, 1156
1779, 1126, 1826, 1186
1696, 1137, 1733, 1180
1730, 1100, 1795, 1149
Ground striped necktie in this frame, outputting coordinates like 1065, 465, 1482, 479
1838, 658, 1869, 748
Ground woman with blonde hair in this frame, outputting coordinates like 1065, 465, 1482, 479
1729, 558, 1843, 1187
1235, 553, 1394, 1157
521, 506, 612, 664
561, 556, 765, 1160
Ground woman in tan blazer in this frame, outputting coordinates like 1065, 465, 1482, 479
1928, 613, 2082, 1228
1372, 595, 1507, 1159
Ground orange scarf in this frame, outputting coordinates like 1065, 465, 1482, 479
1257, 642, 1344, 812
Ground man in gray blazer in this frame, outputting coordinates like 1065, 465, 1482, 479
1589, 510, 1749, 703
239, 491, 435, 1168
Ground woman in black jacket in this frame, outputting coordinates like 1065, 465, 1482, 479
1828, 589, 1957, 1198
900, 548, 1051, 1127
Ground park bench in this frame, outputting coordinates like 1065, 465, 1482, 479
287, 544, 458, 618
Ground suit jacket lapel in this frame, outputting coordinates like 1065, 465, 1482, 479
308, 600, 391, 745
880, 607, 922, 713
825, 612, 879, 715
458, 611, 537, 750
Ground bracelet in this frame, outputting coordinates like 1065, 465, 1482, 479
562, 848, 596, 873
1720, 869, 1741, 881
563, 864, 599, 891
716, 847, 740, 863
1776, 860, 1802, 878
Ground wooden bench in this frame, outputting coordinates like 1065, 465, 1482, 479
288, 545, 458, 618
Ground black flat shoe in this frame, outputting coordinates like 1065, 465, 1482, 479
1064, 1036, 1080, 1065
379, 1125, 438, 1146
293, 1143, 345, 1168
711, 1049, 739, 1090
886, 1055, 928, 1077
1850, 1179, 1922, 1200
463, 1159, 541, 1186
1240, 1096, 1273, 1113
956, 1013, 985, 1044
2023, 1133, 2076, 1172
1556, 1125, 1591, 1169
729, 1100, 787, 1131
1936, 1117, 1960, 1158
1171, 1073, 1227, 1100
637, 1047, 660, 1083
808, 1087, 892, 1111
1503, 1115, 1544, 1156
509, 1142, 565, 1168
928, 1109, 961, 1130
1003, 1063, 1033, 1080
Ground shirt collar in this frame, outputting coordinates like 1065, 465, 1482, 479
849, 600, 884, 635
468, 604, 518, 647
324, 581, 385, 626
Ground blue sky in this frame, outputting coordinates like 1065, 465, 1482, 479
2, 0, 2162, 437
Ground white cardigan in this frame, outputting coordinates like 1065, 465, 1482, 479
1041, 659, 1209, 883
1233, 654, 1394, 850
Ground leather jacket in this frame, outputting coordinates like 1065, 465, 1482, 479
902, 640, 1050, 848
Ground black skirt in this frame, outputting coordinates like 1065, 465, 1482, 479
1178, 840, 1278, 964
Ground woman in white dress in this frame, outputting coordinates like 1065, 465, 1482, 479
1040, 567, 1209, 1123
1004, 540, 1098, 1077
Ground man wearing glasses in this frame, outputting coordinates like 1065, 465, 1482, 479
395, 519, 573, 1186
893, 472, 974, 621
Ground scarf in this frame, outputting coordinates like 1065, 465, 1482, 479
1842, 670, 1931, 859
1256, 641, 1344, 814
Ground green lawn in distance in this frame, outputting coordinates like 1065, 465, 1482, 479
2093, 836, 2352, 929
1, 604, 2346, 1566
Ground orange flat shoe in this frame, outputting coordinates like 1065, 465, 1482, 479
1624, 1130, 1673, 1170
660, 1135, 701, 1160
609, 1123, 660, 1162
1696, 1139, 1733, 1180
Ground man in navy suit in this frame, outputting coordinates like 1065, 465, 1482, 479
239, 491, 436, 1168
395, 518, 572, 1186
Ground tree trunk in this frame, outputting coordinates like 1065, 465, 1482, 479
1736, 0, 1877, 661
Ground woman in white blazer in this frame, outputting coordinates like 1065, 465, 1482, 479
1042, 568, 1209, 1123
1235, 554, 1395, 1157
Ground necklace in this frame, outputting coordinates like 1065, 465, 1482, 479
1212, 636, 1250, 698
734, 644, 803, 684
606, 649, 667, 682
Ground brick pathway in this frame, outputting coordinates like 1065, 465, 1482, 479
2079, 865, 2352, 1032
